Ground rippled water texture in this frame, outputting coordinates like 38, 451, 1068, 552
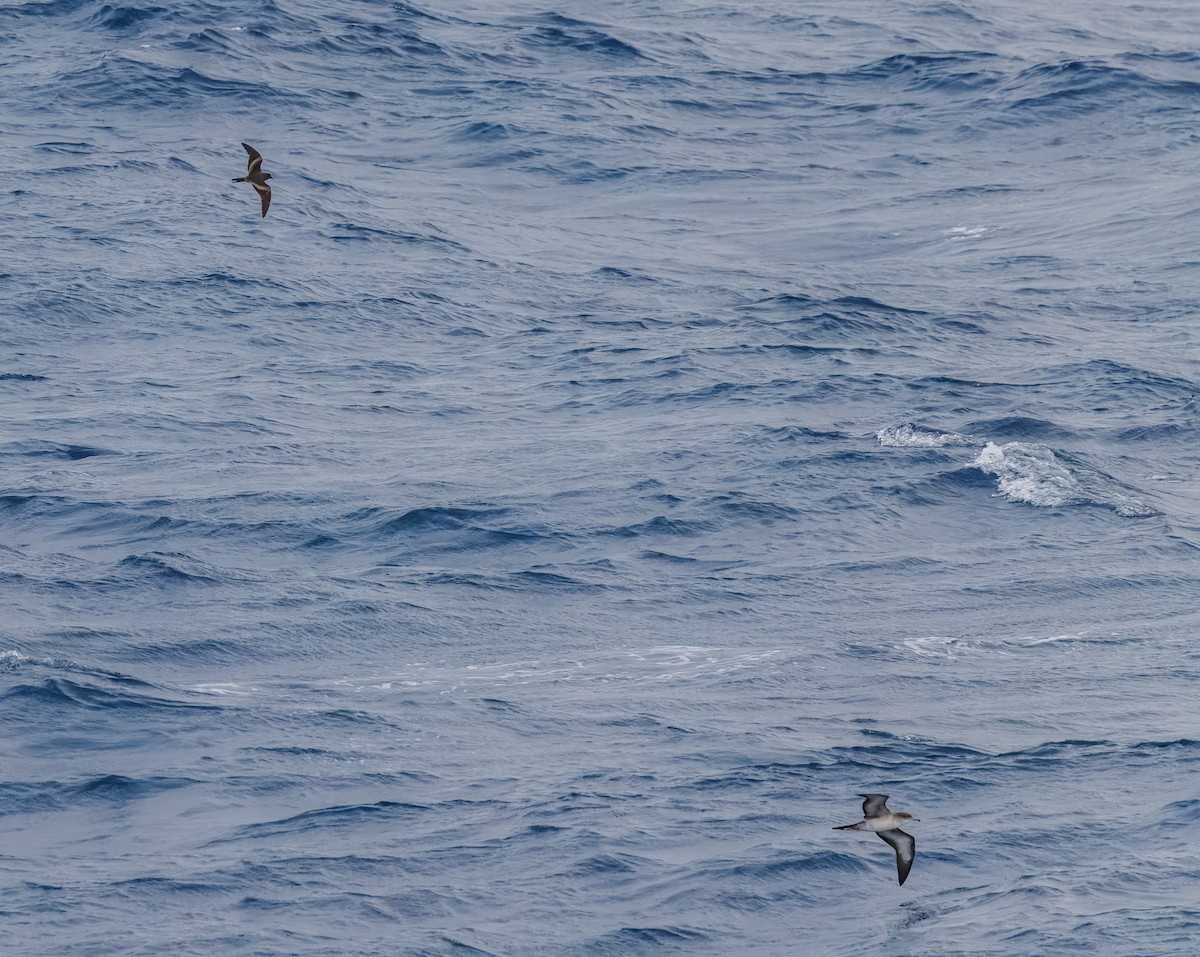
2, 1, 1199, 954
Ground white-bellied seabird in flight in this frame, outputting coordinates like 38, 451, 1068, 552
834, 793, 917, 885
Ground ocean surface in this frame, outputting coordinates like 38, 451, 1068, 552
2, 1, 1199, 954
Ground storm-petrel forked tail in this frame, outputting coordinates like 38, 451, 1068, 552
232, 142, 272, 217
834, 793, 918, 885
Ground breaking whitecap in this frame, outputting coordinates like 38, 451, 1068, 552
974, 441, 1078, 507
875, 424, 974, 448
973, 441, 1155, 517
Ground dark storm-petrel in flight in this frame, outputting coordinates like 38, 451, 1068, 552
232, 142, 273, 218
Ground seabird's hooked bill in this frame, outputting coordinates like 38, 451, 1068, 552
834, 793, 917, 885
232, 142, 272, 218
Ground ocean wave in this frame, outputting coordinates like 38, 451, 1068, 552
875, 421, 1161, 518
586, 925, 711, 950
848, 51, 1005, 93
962, 415, 1077, 440
902, 631, 1113, 659
973, 441, 1156, 516
0, 773, 197, 815
218, 800, 430, 844
516, 13, 651, 62
974, 440, 1079, 507
999, 57, 1200, 117
740, 293, 930, 343
876, 424, 973, 448
1, 674, 218, 713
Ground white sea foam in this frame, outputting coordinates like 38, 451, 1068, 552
904, 631, 1099, 658
974, 441, 1155, 516
0, 649, 65, 670
876, 424, 972, 448
974, 441, 1079, 507
946, 225, 988, 240
340, 646, 790, 693
191, 683, 254, 696
0, 649, 34, 671
902, 635, 979, 658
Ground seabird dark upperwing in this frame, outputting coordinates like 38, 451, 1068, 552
243, 142, 263, 176
877, 828, 915, 886
232, 143, 273, 218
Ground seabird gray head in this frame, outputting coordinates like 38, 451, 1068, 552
833, 793, 918, 885
232, 142, 273, 218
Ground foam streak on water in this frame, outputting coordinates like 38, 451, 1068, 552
2, 1, 1200, 954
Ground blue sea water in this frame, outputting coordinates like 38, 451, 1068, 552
2, 0, 1200, 953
